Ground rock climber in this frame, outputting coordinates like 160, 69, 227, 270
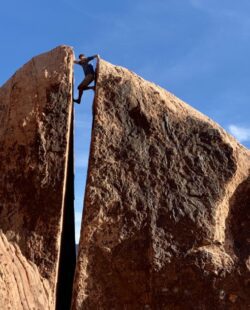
73, 54, 98, 104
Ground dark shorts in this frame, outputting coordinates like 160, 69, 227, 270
78, 74, 95, 90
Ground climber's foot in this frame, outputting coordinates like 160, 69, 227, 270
73, 98, 81, 104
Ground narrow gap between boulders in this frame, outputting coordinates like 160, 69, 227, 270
56, 107, 76, 310
56, 56, 100, 310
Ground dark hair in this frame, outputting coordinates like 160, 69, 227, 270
79, 54, 85, 58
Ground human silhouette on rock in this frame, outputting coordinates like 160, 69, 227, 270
73, 54, 98, 104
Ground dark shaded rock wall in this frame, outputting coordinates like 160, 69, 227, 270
73, 59, 250, 309
0, 46, 74, 309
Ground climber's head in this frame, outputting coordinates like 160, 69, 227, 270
79, 54, 85, 60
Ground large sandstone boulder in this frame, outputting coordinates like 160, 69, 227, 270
0, 46, 75, 309
1, 47, 249, 309
72, 59, 250, 309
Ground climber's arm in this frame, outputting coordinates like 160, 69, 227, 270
87, 55, 98, 62
74, 55, 98, 64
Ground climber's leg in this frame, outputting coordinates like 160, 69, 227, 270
74, 74, 95, 104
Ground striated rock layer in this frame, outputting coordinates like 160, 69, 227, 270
73, 59, 250, 309
0, 46, 74, 309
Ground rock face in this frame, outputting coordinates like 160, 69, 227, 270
0, 46, 75, 309
73, 59, 250, 309
1, 48, 249, 309
0, 231, 51, 309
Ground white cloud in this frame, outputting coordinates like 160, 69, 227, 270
228, 125, 250, 142
75, 211, 82, 224
75, 211, 83, 243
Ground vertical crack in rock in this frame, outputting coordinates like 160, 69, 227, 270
1, 46, 250, 309
0, 46, 75, 309
56, 107, 76, 310
72, 59, 250, 309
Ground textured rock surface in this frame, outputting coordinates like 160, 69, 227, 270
0, 231, 51, 308
73, 59, 250, 309
0, 46, 74, 309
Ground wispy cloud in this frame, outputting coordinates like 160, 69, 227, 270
189, 0, 232, 15
189, 0, 205, 10
228, 125, 250, 142
189, 0, 250, 33
75, 211, 83, 243
75, 211, 82, 224
75, 119, 92, 130
75, 153, 89, 168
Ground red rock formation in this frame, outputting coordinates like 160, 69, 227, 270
72, 59, 250, 309
1, 47, 249, 309
0, 46, 74, 309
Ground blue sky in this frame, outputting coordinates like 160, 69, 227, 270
1, 0, 250, 241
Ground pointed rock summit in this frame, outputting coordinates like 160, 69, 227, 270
73, 59, 250, 309
0, 46, 249, 309
0, 46, 74, 309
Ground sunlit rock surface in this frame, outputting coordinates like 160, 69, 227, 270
73, 59, 250, 309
